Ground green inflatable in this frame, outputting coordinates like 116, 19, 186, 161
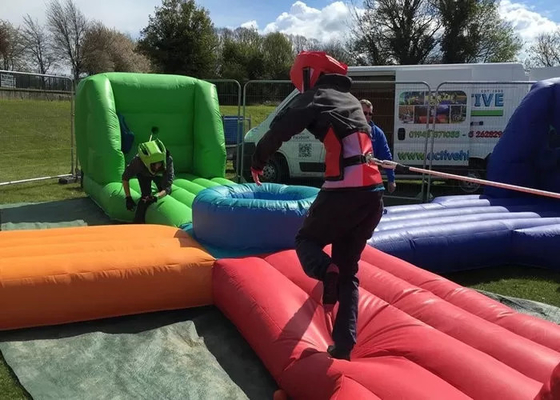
74, 72, 234, 227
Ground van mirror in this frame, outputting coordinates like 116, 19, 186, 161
398, 128, 405, 141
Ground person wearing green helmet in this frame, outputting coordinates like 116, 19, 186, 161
121, 127, 174, 223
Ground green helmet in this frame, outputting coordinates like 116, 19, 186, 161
138, 138, 166, 174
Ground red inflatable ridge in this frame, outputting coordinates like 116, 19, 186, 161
212, 246, 560, 400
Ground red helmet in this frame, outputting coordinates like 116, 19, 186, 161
290, 51, 348, 92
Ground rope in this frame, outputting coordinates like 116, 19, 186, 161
372, 158, 560, 200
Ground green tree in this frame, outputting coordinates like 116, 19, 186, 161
435, 0, 523, 63
261, 32, 294, 79
286, 34, 320, 54
218, 27, 264, 82
20, 14, 58, 75
350, 0, 522, 65
435, 0, 479, 63
526, 30, 560, 67
82, 22, 152, 75
0, 20, 26, 71
349, 0, 441, 65
315, 39, 356, 66
46, 0, 89, 80
137, 0, 219, 78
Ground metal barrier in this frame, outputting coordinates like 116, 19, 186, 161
425, 81, 536, 197
204, 79, 245, 182
355, 80, 434, 203
240, 79, 295, 183
0, 71, 541, 206
0, 70, 76, 187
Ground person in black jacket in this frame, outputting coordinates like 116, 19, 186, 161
250, 51, 385, 361
121, 128, 174, 223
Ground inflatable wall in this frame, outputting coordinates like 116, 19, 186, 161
74, 72, 233, 227
485, 77, 560, 198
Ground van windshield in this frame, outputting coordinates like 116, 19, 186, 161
278, 90, 300, 111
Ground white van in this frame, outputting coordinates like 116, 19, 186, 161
237, 63, 559, 192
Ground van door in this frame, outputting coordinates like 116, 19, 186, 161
285, 129, 325, 178
393, 68, 473, 169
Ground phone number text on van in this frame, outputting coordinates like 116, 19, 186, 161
468, 130, 503, 138
409, 130, 461, 139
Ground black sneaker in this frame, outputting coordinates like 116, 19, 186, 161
322, 270, 339, 310
327, 345, 351, 361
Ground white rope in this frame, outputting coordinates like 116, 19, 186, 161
372, 158, 560, 200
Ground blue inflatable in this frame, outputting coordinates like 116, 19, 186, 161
189, 183, 318, 254
368, 78, 560, 273
369, 195, 560, 272
485, 78, 560, 198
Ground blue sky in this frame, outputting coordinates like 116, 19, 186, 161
203, 0, 559, 32
521, 0, 560, 21
199, 0, 333, 28
3, 0, 560, 60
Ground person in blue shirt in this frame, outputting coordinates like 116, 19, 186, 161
360, 99, 396, 193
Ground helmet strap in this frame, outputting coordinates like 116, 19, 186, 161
303, 67, 312, 92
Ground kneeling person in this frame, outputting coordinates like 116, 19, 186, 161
122, 137, 174, 223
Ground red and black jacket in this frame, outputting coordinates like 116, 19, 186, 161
251, 73, 383, 190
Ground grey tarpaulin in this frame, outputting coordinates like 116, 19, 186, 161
0, 307, 278, 400
477, 289, 560, 324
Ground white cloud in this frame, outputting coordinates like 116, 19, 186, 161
499, 0, 560, 42
261, 1, 360, 43
240, 20, 259, 30
498, 0, 560, 62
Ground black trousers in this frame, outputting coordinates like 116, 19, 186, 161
295, 188, 384, 351
133, 175, 163, 224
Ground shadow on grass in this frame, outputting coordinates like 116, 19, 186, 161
0, 306, 278, 400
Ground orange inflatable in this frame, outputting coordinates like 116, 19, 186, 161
0, 224, 215, 330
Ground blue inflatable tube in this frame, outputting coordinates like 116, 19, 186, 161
191, 183, 319, 251
369, 195, 560, 273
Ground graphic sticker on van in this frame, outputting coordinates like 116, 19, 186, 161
398, 91, 467, 125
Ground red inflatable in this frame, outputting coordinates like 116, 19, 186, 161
213, 245, 560, 400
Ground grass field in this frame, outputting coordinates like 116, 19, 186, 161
1, 97, 559, 397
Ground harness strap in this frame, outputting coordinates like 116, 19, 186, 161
342, 153, 374, 167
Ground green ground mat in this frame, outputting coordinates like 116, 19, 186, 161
0, 198, 114, 231
0, 307, 278, 400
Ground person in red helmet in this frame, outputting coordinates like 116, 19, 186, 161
250, 51, 385, 361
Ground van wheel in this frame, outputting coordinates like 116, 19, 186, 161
459, 159, 485, 194
261, 155, 287, 183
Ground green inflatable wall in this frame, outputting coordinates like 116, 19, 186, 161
74, 72, 234, 227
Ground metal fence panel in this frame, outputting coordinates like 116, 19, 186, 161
424, 81, 535, 197
1, 69, 538, 205
239, 80, 295, 183
204, 79, 245, 181
364, 80, 433, 203
0, 70, 75, 187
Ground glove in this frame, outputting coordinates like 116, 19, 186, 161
251, 167, 263, 186
126, 196, 136, 211
142, 195, 158, 205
